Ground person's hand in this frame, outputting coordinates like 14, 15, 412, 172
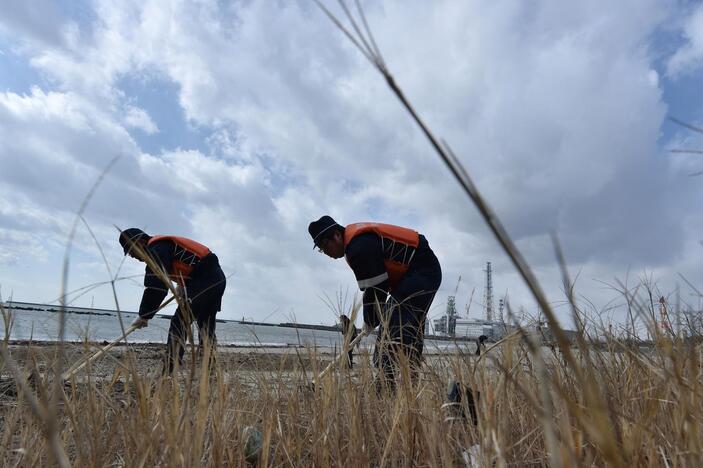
362, 323, 375, 335
131, 316, 149, 329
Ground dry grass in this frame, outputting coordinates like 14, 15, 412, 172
2, 312, 703, 467
1, 3, 700, 466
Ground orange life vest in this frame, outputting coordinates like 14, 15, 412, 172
148, 235, 211, 284
344, 222, 420, 292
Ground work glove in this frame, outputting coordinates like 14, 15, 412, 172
131, 316, 149, 329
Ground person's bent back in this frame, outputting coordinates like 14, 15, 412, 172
119, 228, 227, 375
308, 216, 442, 391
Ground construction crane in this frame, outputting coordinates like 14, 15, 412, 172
464, 287, 475, 317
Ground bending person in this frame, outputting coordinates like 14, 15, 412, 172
309, 216, 442, 391
119, 228, 226, 374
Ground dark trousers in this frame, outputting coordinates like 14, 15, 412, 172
165, 267, 226, 373
374, 254, 442, 390
341, 325, 358, 369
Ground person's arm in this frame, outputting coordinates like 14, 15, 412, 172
362, 288, 386, 328
350, 324, 359, 349
345, 233, 389, 329
138, 241, 173, 319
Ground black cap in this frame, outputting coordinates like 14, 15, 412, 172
308, 215, 341, 248
119, 228, 150, 254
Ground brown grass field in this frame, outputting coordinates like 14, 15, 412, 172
3, 4, 701, 467
2, 320, 702, 467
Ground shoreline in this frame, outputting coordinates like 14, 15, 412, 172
3, 301, 481, 344
3, 339, 472, 357
4, 339, 304, 348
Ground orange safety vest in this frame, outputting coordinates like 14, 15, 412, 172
148, 235, 211, 284
344, 222, 420, 292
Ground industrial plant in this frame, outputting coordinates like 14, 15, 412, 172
431, 262, 508, 340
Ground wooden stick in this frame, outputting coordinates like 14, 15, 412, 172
61, 325, 139, 380
62, 295, 176, 380
471, 329, 522, 376
312, 329, 369, 385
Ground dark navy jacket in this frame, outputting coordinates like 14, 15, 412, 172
139, 239, 221, 318
345, 232, 438, 327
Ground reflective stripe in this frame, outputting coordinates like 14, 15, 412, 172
344, 223, 419, 293
357, 272, 389, 289
406, 248, 416, 265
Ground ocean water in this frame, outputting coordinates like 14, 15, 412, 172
1, 307, 469, 352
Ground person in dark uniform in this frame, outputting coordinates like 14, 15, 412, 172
475, 334, 488, 356
339, 314, 358, 368
308, 216, 442, 391
119, 228, 227, 374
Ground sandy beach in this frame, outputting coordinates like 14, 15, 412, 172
0, 339, 468, 406
2, 341, 341, 382
2, 339, 469, 378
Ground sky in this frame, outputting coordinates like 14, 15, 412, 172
1, 0, 703, 332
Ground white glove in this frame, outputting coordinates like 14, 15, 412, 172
131, 316, 149, 329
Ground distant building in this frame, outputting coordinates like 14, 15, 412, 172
432, 265, 508, 340
432, 316, 508, 340
454, 318, 500, 339
433, 315, 447, 334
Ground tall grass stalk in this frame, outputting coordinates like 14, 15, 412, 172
2, 4, 702, 466
2, 297, 703, 466
313, 2, 703, 465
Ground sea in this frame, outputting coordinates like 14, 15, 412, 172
1, 302, 469, 352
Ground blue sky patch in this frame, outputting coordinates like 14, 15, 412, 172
116, 72, 211, 155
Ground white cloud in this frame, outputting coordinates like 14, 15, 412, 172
0, 0, 702, 330
667, 3, 703, 77
124, 105, 158, 134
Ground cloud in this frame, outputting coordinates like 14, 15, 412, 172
0, 0, 702, 330
667, 3, 703, 77
0, 0, 70, 48
124, 105, 159, 134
